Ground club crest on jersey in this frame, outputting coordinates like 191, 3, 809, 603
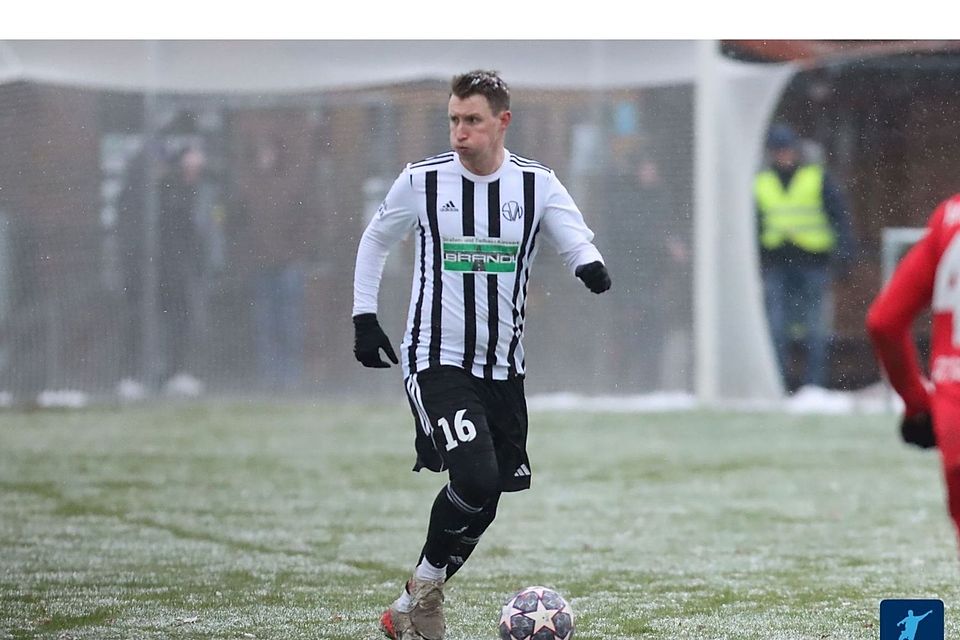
501, 201, 523, 222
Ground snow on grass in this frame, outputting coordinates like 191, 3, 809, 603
0, 401, 957, 639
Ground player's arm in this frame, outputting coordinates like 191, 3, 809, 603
540, 175, 611, 294
352, 171, 417, 368
865, 210, 940, 416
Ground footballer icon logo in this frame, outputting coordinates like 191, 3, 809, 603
879, 599, 943, 640
501, 201, 523, 222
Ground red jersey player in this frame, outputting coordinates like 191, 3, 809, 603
866, 193, 960, 547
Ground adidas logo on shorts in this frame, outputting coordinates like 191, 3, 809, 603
513, 464, 531, 477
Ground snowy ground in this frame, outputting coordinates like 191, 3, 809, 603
9, 381, 903, 416
529, 381, 900, 415
0, 401, 955, 640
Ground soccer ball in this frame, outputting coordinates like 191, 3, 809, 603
498, 585, 575, 640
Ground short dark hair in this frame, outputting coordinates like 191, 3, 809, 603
450, 70, 510, 114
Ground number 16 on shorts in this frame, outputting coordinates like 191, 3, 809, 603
437, 409, 477, 450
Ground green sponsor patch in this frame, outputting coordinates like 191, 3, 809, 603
442, 238, 519, 273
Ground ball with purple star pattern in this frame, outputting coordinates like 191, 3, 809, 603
498, 585, 575, 640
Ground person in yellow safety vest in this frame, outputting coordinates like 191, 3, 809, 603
755, 123, 857, 392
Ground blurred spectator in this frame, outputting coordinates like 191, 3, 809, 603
158, 145, 207, 395
606, 154, 690, 391
236, 132, 312, 392
116, 149, 147, 396
755, 124, 857, 391
0, 212, 46, 402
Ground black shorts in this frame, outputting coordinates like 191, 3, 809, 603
404, 365, 531, 492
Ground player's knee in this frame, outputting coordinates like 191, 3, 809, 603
474, 496, 500, 531
451, 464, 500, 509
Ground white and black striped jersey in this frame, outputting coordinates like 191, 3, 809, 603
353, 149, 604, 380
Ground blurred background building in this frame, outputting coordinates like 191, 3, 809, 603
0, 40, 956, 404
725, 40, 960, 391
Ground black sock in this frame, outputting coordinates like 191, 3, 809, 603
445, 535, 479, 580
421, 484, 483, 568
446, 494, 499, 580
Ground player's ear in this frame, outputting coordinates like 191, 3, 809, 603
499, 110, 512, 130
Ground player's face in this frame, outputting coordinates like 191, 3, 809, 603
448, 93, 511, 174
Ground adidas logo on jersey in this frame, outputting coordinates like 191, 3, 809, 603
440, 200, 459, 213
513, 464, 531, 477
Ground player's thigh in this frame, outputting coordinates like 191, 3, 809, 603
484, 375, 531, 492
409, 367, 498, 478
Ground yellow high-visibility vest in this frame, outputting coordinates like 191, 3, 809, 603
754, 164, 836, 253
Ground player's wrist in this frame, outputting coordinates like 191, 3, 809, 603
353, 313, 380, 330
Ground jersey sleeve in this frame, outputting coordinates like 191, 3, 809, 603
865, 203, 944, 415
539, 173, 605, 275
352, 169, 418, 316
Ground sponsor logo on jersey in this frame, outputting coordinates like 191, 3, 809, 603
442, 237, 519, 273
945, 201, 960, 227
932, 355, 960, 384
440, 200, 459, 213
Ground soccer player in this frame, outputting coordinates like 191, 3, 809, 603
352, 70, 612, 640
866, 193, 960, 553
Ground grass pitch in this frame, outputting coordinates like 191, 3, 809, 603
1, 401, 958, 639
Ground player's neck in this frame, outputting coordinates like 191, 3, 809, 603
459, 147, 505, 177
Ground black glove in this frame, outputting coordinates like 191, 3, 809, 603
353, 313, 398, 368
900, 412, 936, 449
575, 261, 612, 294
